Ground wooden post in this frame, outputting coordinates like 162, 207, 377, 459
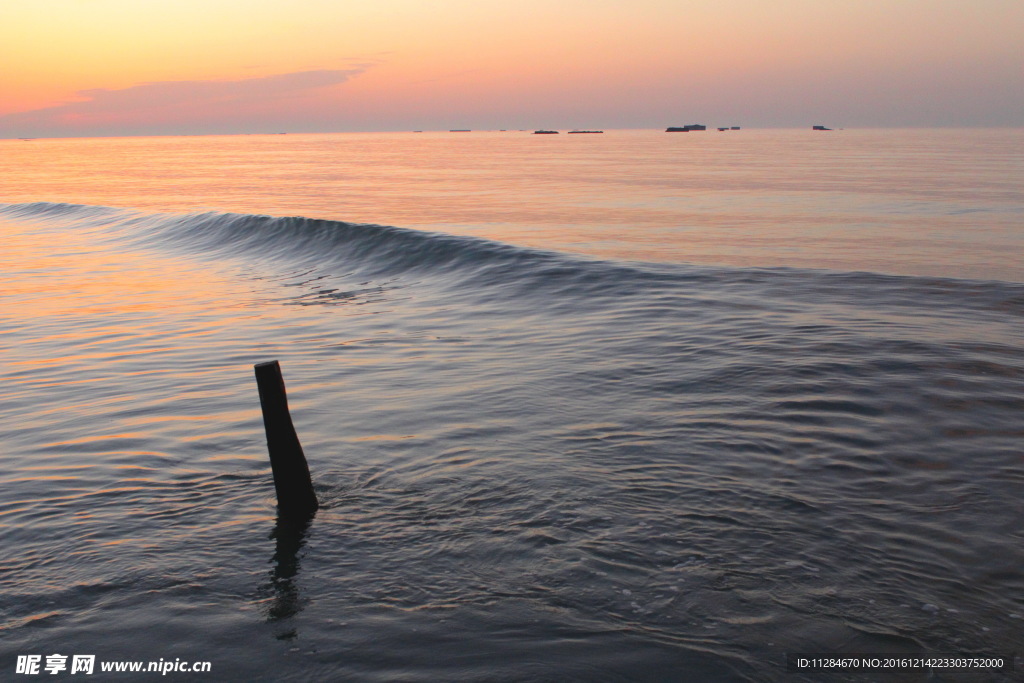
254, 361, 319, 517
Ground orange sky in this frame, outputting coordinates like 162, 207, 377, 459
2, 0, 1022, 137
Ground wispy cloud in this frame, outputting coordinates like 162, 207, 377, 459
1, 67, 374, 137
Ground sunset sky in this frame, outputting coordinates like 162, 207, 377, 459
2, 0, 1022, 137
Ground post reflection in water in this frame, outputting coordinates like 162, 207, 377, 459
261, 512, 315, 639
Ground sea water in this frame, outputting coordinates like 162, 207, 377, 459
1, 129, 1022, 681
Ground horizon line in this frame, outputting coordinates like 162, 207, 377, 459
7, 124, 1024, 141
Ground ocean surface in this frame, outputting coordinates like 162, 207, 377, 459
1, 129, 1022, 681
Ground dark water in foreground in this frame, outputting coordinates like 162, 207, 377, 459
1, 200, 1021, 681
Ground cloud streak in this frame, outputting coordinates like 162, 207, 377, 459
0, 67, 373, 137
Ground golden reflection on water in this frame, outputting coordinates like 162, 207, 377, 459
2, 128, 1022, 280
5, 231, 245, 316
0, 213, 275, 497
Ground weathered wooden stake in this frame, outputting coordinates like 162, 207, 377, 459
254, 360, 319, 517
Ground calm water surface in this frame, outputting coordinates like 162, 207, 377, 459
3, 128, 1022, 279
1, 129, 1022, 681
